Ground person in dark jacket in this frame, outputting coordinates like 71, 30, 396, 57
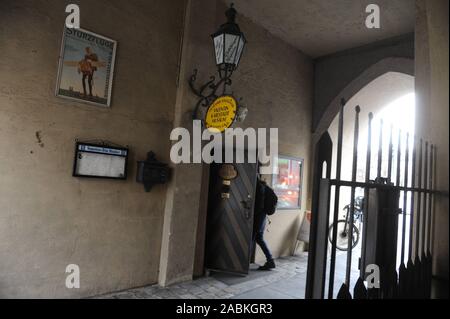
253, 176, 275, 270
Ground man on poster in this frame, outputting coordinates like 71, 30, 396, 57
78, 46, 98, 97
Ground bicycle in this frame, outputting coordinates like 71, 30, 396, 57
328, 196, 364, 251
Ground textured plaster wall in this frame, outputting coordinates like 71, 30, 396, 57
0, 0, 185, 298
415, 0, 449, 280
159, 0, 218, 286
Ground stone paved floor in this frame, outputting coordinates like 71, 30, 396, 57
94, 253, 309, 299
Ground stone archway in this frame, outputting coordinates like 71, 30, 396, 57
313, 57, 414, 142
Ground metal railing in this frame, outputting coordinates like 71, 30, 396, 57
306, 98, 443, 299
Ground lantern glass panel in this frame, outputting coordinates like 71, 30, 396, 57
235, 36, 245, 66
224, 34, 240, 64
213, 34, 224, 65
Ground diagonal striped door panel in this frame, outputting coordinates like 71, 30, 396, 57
205, 157, 257, 275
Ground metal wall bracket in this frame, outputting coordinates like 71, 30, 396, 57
136, 151, 170, 192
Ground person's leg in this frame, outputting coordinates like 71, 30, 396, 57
251, 215, 262, 263
255, 217, 275, 270
82, 74, 87, 96
255, 217, 273, 261
88, 73, 93, 96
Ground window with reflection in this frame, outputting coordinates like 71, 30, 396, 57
272, 156, 303, 210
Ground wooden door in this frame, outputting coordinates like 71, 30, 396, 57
205, 156, 258, 275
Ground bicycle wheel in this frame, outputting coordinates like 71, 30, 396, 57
328, 219, 360, 251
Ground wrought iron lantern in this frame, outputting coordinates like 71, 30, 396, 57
189, 3, 247, 126
212, 4, 246, 77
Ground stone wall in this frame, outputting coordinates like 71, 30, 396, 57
415, 0, 449, 280
0, 0, 185, 298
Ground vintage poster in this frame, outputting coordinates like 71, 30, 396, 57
55, 27, 117, 107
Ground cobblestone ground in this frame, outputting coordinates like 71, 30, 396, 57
94, 253, 309, 299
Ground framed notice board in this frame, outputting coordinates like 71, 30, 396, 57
73, 142, 128, 179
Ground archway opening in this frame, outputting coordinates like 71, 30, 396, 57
325, 72, 415, 297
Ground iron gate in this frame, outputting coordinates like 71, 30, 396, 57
306, 98, 442, 299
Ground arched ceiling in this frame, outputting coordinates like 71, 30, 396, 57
225, 0, 415, 58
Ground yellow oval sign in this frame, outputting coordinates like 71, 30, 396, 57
205, 95, 237, 133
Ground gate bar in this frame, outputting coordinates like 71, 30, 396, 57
427, 144, 434, 252
426, 145, 433, 254
415, 139, 423, 260
429, 145, 437, 255
345, 106, 360, 285
408, 136, 417, 260
360, 112, 373, 279
327, 180, 440, 194
377, 120, 383, 179
388, 125, 393, 182
327, 98, 346, 299
430, 146, 437, 255
421, 142, 429, 258
401, 133, 410, 264
396, 130, 402, 188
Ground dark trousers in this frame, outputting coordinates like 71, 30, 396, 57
82, 73, 93, 96
253, 215, 273, 262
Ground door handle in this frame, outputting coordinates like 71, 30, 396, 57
241, 194, 252, 208
241, 196, 253, 220
241, 200, 251, 210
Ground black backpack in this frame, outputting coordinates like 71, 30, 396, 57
263, 183, 278, 215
